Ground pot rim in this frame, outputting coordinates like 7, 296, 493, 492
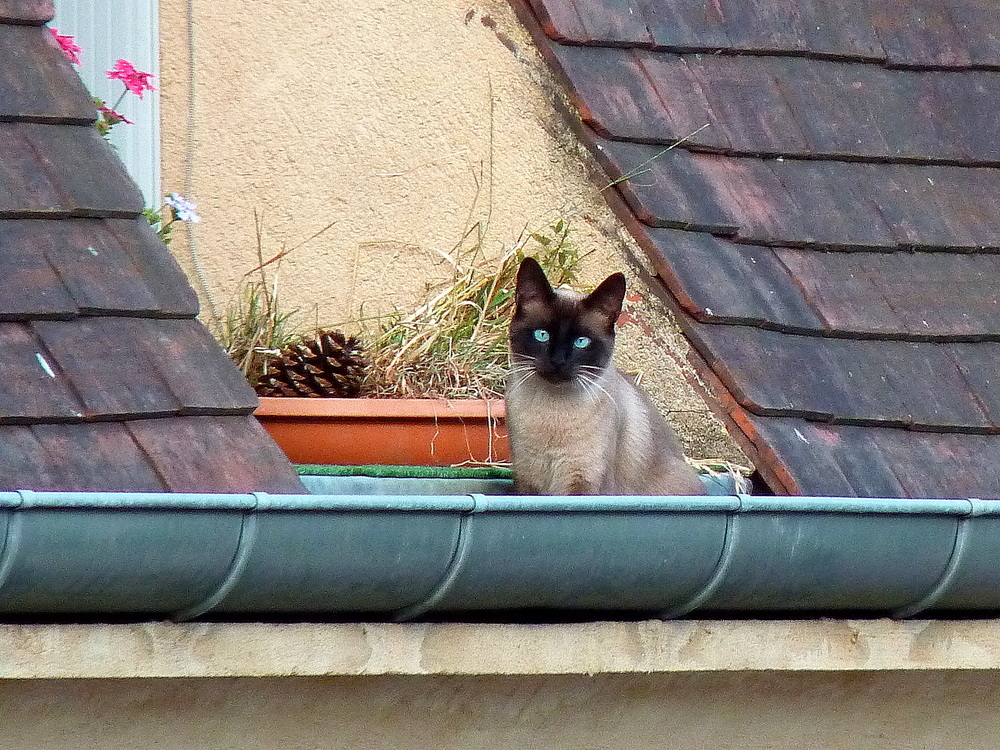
255, 396, 507, 419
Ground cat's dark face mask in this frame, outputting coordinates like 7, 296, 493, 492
510, 257, 625, 386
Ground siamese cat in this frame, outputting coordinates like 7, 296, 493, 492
506, 257, 706, 496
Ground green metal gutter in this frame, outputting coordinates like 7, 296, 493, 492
0, 486, 997, 621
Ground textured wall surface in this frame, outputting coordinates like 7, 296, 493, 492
157, 0, 741, 460
4, 671, 1000, 749
3, 619, 1000, 677
160, 0, 630, 323
5, 620, 1000, 748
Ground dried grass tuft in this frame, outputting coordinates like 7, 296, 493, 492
687, 458, 755, 492
362, 219, 584, 399
216, 212, 336, 386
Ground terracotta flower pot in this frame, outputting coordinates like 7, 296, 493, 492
254, 397, 508, 466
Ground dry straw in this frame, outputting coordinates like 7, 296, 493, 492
362, 218, 585, 399
216, 211, 335, 386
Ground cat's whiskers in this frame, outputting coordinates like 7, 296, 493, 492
577, 370, 618, 410
574, 373, 597, 402
577, 364, 621, 409
512, 374, 534, 391
507, 365, 536, 392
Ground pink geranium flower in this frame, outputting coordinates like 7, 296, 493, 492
98, 104, 133, 126
106, 59, 157, 99
49, 28, 82, 65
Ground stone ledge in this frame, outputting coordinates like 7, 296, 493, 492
1, 619, 999, 678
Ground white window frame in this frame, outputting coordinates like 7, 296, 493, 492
52, 0, 160, 207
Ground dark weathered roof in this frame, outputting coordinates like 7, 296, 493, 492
0, 4, 302, 492
514, 0, 1000, 498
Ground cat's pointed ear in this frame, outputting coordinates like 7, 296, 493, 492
515, 257, 554, 315
583, 272, 626, 330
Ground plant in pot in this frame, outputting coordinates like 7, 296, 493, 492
229, 220, 583, 468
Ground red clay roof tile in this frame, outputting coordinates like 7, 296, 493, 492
39, 220, 161, 314
0, 0, 52, 24
685, 56, 810, 154
796, 0, 885, 61
138, 319, 259, 414
0, 422, 167, 491
948, 0, 1000, 66
870, 1, 972, 69
126, 416, 305, 493
0, 17, 302, 492
514, 0, 1000, 497
105, 219, 200, 317
0, 323, 86, 420
644, 228, 826, 329
0, 123, 61, 213
635, 51, 730, 149
25, 123, 144, 216
0, 222, 77, 319
32, 318, 182, 418
0, 25, 93, 123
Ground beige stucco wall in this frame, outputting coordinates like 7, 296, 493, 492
6, 620, 1000, 677
5, 671, 1000, 750
6, 619, 1000, 749
158, 0, 741, 461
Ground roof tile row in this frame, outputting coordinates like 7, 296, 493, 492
0, 123, 143, 216
0, 318, 256, 423
0, 218, 198, 319
596, 138, 1000, 248
531, 0, 1000, 68
687, 323, 1000, 431
0, 24, 94, 123
555, 47, 1000, 161
642, 228, 1000, 339
0, 0, 52, 24
749, 418, 1000, 498
0, 416, 300, 493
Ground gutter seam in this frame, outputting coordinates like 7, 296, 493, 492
170, 503, 261, 622
0, 502, 24, 597
660, 501, 743, 618
391, 494, 481, 622
892, 514, 970, 619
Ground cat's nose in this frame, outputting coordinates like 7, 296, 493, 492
550, 350, 571, 369
541, 362, 575, 383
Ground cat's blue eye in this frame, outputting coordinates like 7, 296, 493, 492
574, 336, 591, 349
533, 329, 550, 343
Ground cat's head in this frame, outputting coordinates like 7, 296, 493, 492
509, 256, 626, 387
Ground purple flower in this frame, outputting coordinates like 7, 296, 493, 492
164, 193, 201, 223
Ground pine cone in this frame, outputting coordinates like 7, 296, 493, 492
256, 331, 367, 398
